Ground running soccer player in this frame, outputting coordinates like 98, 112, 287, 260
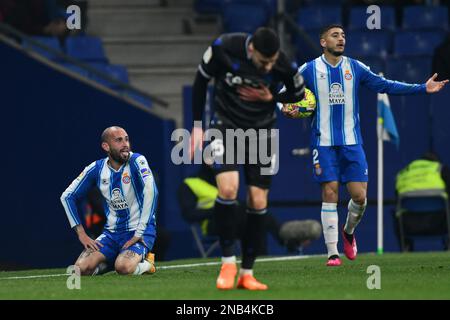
190, 27, 305, 290
61, 126, 157, 275
281, 24, 448, 266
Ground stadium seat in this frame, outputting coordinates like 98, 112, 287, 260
87, 63, 130, 88
402, 6, 449, 31
292, 28, 321, 64
386, 57, 432, 83
396, 192, 450, 252
23, 36, 63, 61
348, 6, 396, 31
194, 0, 224, 15
190, 223, 220, 258
301, 0, 345, 5
345, 31, 392, 59
221, 2, 272, 33
356, 57, 385, 75
394, 31, 446, 57
296, 6, 342, 30
65, 36, 109, 63
59, 62, 89, 78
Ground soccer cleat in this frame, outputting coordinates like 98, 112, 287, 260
216, 263, 237, 290
237, 274, 268, 290
342, 228, 357, 260
326, 256, 342, 267
144, 252, 156, 274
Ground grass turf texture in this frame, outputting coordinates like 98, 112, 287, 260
0, 252, 449, 299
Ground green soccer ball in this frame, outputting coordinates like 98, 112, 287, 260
285, 88, 316, 118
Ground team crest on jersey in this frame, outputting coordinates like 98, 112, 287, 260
344, 70, 352, 80
329, 83, 345, 105
110, 188, 129, 210
122, 172, 131, 184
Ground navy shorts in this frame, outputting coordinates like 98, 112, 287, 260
311, 144, 369, 184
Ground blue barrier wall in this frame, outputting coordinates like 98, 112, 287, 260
0, 40, 181, 268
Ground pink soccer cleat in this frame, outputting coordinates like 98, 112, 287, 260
342, 228, 357, 260
326, 256, 342, 266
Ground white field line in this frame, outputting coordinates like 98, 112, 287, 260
0, 254, 327, 280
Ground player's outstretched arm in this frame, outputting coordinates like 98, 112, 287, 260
425, 73, 449, 93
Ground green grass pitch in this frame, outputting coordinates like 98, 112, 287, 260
1, 252, 449, 300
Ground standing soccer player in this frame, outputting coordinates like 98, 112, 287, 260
61, 126, 158, 275
190, 27, 305, 290
282, 24, 448, 266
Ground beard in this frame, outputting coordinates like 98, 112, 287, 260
326, 47, 344, 57
109, 148, 130, 164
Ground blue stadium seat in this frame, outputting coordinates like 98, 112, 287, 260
23, 36, 62, 61
294, 28, 322, 64
222, 2, 271, 33
59, 63, 89, 78
296, 6, 342, 30
356, 57, 385, 75
403, 6, 449, 31
386, 57, 432, 83
348, 6, 396, 31
301, 0, 345, 5
88, 63, 129, 88
394, 31, 445, 57
65, 36, 108, 63
194, 0, 223, 14
345, 31, 392, 59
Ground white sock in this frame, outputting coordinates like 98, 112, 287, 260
321, 202, 339, 258
239, 268, 253, 276
222, 256, 236, 264
133, 260, 151, 275
344, 199, 367, 235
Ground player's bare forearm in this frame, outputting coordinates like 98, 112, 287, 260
122, 236, 142, 250
74, 224, 103, 251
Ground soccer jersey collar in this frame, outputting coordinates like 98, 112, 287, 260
321, 54, 343, 68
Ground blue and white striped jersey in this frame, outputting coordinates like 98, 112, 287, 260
61, 152, 158, 237
299, 55, 426, 147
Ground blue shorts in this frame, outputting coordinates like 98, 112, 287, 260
95, 230, 154, 262
311, 145, 369, 184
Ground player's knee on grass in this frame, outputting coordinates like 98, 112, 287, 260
114, 259, 138, 275
115, 250, 141, 275
75, 260, 97, 276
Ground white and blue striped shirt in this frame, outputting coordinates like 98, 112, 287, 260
60, 152, 158, 238
299, 55, 426, 147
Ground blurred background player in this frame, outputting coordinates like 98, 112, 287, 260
178, 164, 322, 255
60, 126, 158, 276
282, 24, 448, 266
189, 27, 305, 290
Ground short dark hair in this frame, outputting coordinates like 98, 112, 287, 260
319, 24, 345, 39
251, 27, 280, 57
